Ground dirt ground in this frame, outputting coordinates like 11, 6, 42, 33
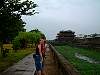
44, 50, 61, 75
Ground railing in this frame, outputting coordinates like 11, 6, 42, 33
49, 44, 80, 75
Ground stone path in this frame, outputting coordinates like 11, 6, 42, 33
1, 46, 61, 75
1, 54, 35, 75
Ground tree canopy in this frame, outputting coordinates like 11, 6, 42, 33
29, 29, 40, 33
0, 0, 37, 42
12, 31, 42, 49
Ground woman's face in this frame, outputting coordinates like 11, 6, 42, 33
39, 39, 44, 44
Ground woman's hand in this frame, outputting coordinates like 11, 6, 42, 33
41, 57, 43, 62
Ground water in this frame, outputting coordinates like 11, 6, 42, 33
75, 53, 100, 64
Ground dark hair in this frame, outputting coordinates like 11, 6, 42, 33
41, 34, 46, 40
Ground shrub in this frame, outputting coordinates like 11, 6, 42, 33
12, 32, 42, 50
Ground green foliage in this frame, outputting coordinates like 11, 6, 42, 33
0, 0, 37, 41
12, 37, 21, 50
55, 45, 100, 75
12, 32, 42, 49
29, 29, 40, 33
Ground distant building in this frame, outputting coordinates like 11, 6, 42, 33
75, 34, 100, 49
56, 30, 75, 42
85, 34, 100, 48
74, 34, 86, 47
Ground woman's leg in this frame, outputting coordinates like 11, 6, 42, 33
37, 70, 41, 75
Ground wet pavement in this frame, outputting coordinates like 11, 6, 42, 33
0, 54, 35, 75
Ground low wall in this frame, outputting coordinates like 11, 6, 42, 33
49, 44, 80, 75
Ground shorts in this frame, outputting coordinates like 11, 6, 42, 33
34, 55, 44, 71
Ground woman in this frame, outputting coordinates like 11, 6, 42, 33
33, 38, 46, 75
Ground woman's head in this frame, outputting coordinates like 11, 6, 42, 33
36, 35, 46, 45
39, 34, 46, 44
39, 39, 44, 44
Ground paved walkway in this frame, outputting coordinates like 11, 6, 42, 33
1, 46, 61, 75
1, 54, 35, 75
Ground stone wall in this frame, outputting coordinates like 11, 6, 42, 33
49, 44, 80, 75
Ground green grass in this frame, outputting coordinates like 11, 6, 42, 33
0, 47, 34, 72
55, 45, 100, 75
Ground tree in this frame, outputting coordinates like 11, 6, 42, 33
12, 32, 42, 50
0, 0, 37, 55
30, 29, 40, 33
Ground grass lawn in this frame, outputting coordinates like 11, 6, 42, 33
55, 45, 100, 75
0, 44, 35, 72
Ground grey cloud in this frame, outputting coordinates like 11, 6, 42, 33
22, 0, 100, 40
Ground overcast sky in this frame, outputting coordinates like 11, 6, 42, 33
22, 0, 100, 40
